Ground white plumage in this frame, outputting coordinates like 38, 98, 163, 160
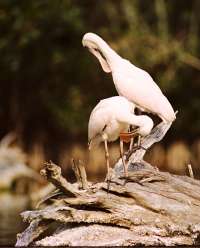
88, 96, 153, 148
82, 32, 176, 123
88, 96, 153, 177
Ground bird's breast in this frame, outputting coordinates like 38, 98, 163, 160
106, 120, 129, 142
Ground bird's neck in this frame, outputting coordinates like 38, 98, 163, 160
130, 115, 145, 127
98, 39, 121, 67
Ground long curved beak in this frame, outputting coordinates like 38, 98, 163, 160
89, 48, 111, 73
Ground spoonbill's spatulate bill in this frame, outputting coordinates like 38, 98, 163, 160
82, 33, 176, 123
88, 96, 154, 177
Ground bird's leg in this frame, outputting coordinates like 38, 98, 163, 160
120, 139, 128, 178
119, 128, 139, 162
125, 134, 139, 162
128, 125, 133, 150
136, 135, 146, 150
137, 134, 141, 147
129, 137, 134, 152
127, 129, 142, 157
104, 139, 113, 193
126, 134, 147, 161
128, 126, 134, 152
104, 139, 111, 181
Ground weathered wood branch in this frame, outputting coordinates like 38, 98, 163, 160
71, 159, 88, 190
40, 161, 83, 197
16, 121, 200, 246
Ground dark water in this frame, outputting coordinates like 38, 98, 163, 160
0, 193, 28, 246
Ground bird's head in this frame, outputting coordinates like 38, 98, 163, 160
82, 32, 111, 73
138, 116, 154, 136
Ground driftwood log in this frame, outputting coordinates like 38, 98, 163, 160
16, 122, 200, 246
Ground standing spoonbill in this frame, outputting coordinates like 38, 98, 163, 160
88, 96, 153, 178
82, 33, 176, 124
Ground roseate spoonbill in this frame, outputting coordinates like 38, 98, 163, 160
82, 33, 176, 124
88, 96, 153, 178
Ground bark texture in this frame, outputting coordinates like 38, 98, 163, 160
16, 122, 200, 246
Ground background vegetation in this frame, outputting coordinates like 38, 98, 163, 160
0, 0, 199, 176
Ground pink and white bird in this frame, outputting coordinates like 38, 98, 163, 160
82, 32, 176, 124
88, 96, 153, 177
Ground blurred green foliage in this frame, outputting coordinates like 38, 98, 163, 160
0, 0, 199, 148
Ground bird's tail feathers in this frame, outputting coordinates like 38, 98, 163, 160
161, 96, 176, 123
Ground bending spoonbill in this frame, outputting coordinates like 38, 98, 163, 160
88, 96, 153, 177
82, 33, 176, 123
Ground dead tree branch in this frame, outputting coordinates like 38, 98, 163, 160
16, 121, 200, 246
